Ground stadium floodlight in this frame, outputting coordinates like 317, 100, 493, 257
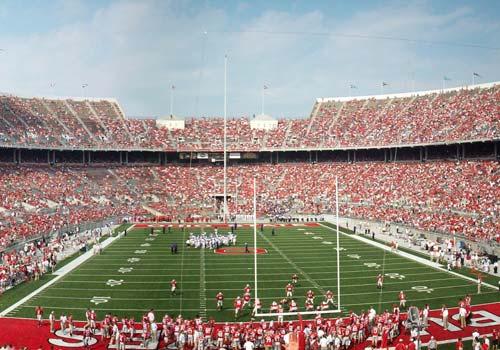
253, 176, 342, 318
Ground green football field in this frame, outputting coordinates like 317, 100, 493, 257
6, 223, 499, 322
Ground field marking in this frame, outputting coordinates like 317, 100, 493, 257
199, 247, 207, 319
32, 283, 477, 302
258, 231, 327, 294
46, 277, 465, 292
16, 291, 497, 316
319, 223, 498, 290
56, 270, 470, 285
76, 261, 420, 272
0, 234, 120, 316
179, 229, 187, 314
67, 265, 447, 277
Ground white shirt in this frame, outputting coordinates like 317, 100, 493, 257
244, 341, 255, 350
319, 337, 329, 348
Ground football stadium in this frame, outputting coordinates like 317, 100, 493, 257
0, 1, 498, 350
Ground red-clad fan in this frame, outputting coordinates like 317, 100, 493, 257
216, 291, 224, 311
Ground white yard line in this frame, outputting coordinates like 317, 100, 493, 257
319, 223, 497, 290
258, 231, 326, 294
0, 234, 120, 316
199, 248, 207, 320
179, 229, 186, 314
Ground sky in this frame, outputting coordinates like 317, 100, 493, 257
0, 0, 499, 118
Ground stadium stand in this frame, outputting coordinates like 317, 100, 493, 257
0, 84, 498, 151
0, 161, 497, 251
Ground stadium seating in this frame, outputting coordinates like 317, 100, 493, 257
0, 85, 498, 151
0, 161, 497, 251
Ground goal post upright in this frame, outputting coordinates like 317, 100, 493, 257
336, 176, 341, 311
253, 177, 258, 302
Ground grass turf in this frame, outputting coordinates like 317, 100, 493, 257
6, 224, 499, 322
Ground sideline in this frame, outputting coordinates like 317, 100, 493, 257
0, 230, 124, 317
319, 223, 497, 290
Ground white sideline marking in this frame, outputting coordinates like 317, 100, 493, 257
319, 223, 497, 290
0, 231, 123, 316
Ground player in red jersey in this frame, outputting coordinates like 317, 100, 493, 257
234, 296, 243, 319
398, 291, 406, 308
243, 284, 251, 295
35, 306, 44, 327
270, 300, 279, 313
171, 279, 177, 295
243, 292, 252, 308
285, 283, 294, 298
377, 274, 384, 289
325, 290, 335, 307
305, 299, 314, 311
289, 299, 298, 312
306, 289, 315, 303
292, 273, 298, 285
216, 291, 224, 311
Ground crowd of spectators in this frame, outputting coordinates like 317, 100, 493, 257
0, 226, 107, 293
0, 160, 497, 253
0, 85, 498, 151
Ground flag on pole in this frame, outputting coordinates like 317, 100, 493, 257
82, 83, 88, 88
382, 81, 389, 86
473, 72, 481, 77
443, 76, 451, 81
349, 84, 357, 89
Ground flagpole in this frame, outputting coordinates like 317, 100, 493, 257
261, 86, 265, 115
170, 86, 174, 116
223, 55, 228, 223
253, 177, 258, 302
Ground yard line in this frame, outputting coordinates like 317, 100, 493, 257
179, 229, 187, 314
47, 276, 464, 292
257, 231, 327, 294
78, 260, 417, 272
199, 247, 207, 320
319, 223, 498, 290
34, 283, 476, 301
57, 270, 465, 284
